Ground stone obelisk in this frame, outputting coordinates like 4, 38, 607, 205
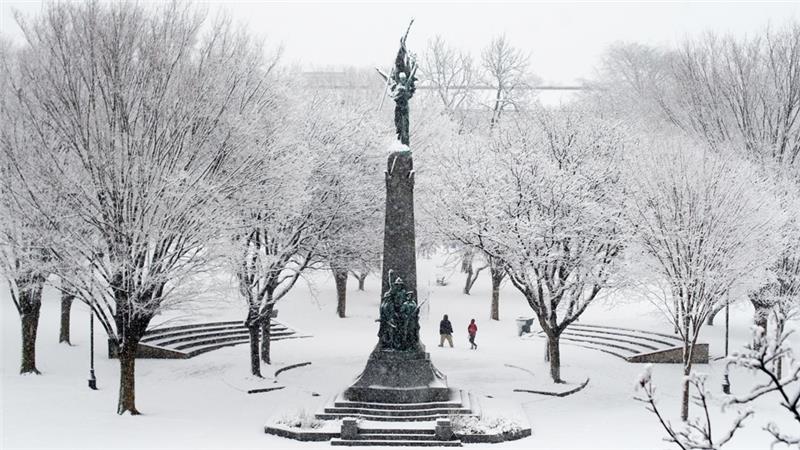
344, 23, 449, 403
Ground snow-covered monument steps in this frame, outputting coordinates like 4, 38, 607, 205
317, 389, 476, 422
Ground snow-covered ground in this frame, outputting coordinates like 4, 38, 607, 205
1, 254, 794, 449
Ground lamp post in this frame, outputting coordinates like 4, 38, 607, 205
88, 307, 97, 390
722, 298, 731, 394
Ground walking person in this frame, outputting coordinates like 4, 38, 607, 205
468, 319, 478, 350
439, 314, 453, 347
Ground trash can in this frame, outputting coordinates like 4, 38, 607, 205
516, 317, 535, 336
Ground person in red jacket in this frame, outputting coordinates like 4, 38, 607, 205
467, 319, 478, 350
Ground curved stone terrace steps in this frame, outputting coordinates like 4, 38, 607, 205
108, 320, 310, 359
529, 323, 708, 364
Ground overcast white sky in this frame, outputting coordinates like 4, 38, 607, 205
2, 1, 799, 86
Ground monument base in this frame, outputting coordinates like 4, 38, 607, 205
345, 348, 449, 403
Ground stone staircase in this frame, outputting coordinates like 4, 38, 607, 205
317, 389, 476, 422
109, 320, 310, 359
321, 389, 476, 447
534, 323, 708, 363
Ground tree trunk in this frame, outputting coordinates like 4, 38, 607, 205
117, 338, 141, 415
59, 292, 75, 344
18, 278, 44, 375
706, 307, 719, 326
464, 265, 487, 295
489, 265, 504, 321
776, 317, 785, 379
463, 265, 475, 295
547, 334, 563, 383
333, 267, 348, 318
754, 304, 769, 333
680, 362, 691, 421
248, 324, 261, 377
20, 306, 41, 375
680, 338, 696, 421
352, 271, 368, 291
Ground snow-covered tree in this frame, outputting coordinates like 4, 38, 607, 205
434, 108, 627, 381
5, 1, 277, 414
425, 129, 508, 319
0, 196, 49, 375
596, 24, 800, 332
0, 39, 57, 374
317, 134, 384, 317
624, 137, 785, 421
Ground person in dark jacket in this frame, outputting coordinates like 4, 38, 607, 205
468, 319, 478, 350
439, 314, 453, 347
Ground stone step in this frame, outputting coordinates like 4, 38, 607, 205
560, 330, 659, 351
561, 342, 631, 360
142, 324, 287, 343
358, 428, 435, 435
324, 407, 472, 417
144, 320, 243, 337
333, 389, 467, 410
174, 334, 266, 351
558, 335, 641, 355
185, 340, 250, 357
184, 333, 310, 357
356, 434, 440, 441
317, 413, 451, 422
330, 438, 462, 447
333, 400, 464, 410
154, 329, 293, 347
570, 323, 682, 343
568, 325, 681, 346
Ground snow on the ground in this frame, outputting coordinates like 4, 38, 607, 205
1, 253, 795, 449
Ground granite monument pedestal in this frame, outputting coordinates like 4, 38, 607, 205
345, 348, 449, 403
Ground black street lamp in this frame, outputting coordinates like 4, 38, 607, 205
88, 308, 97, 390
722, 298, 731, 394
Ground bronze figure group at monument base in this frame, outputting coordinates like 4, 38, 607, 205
378, 271, 421, 352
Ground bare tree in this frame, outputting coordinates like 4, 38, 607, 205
425, 129, 502, 317
0, 39, 53, 374
6, 1, 277, 414
498, 110, 626, 383
433, 109, 627, 380
641, 323, 800, 450
598, 25, 800, 332
0, 186, 49, 374
728, 326, 800, 447
311, 99, 385, 318
480, 34, 534, 128
625, 137, 785, 421
420, 35, 474, 131
636, 369, 752, 450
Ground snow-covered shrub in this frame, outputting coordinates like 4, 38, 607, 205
275, 409, 324, 429
450, 414, 523, 435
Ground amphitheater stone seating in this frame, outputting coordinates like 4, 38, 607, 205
528, 323, 708, 364
107, 319, 309, 359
